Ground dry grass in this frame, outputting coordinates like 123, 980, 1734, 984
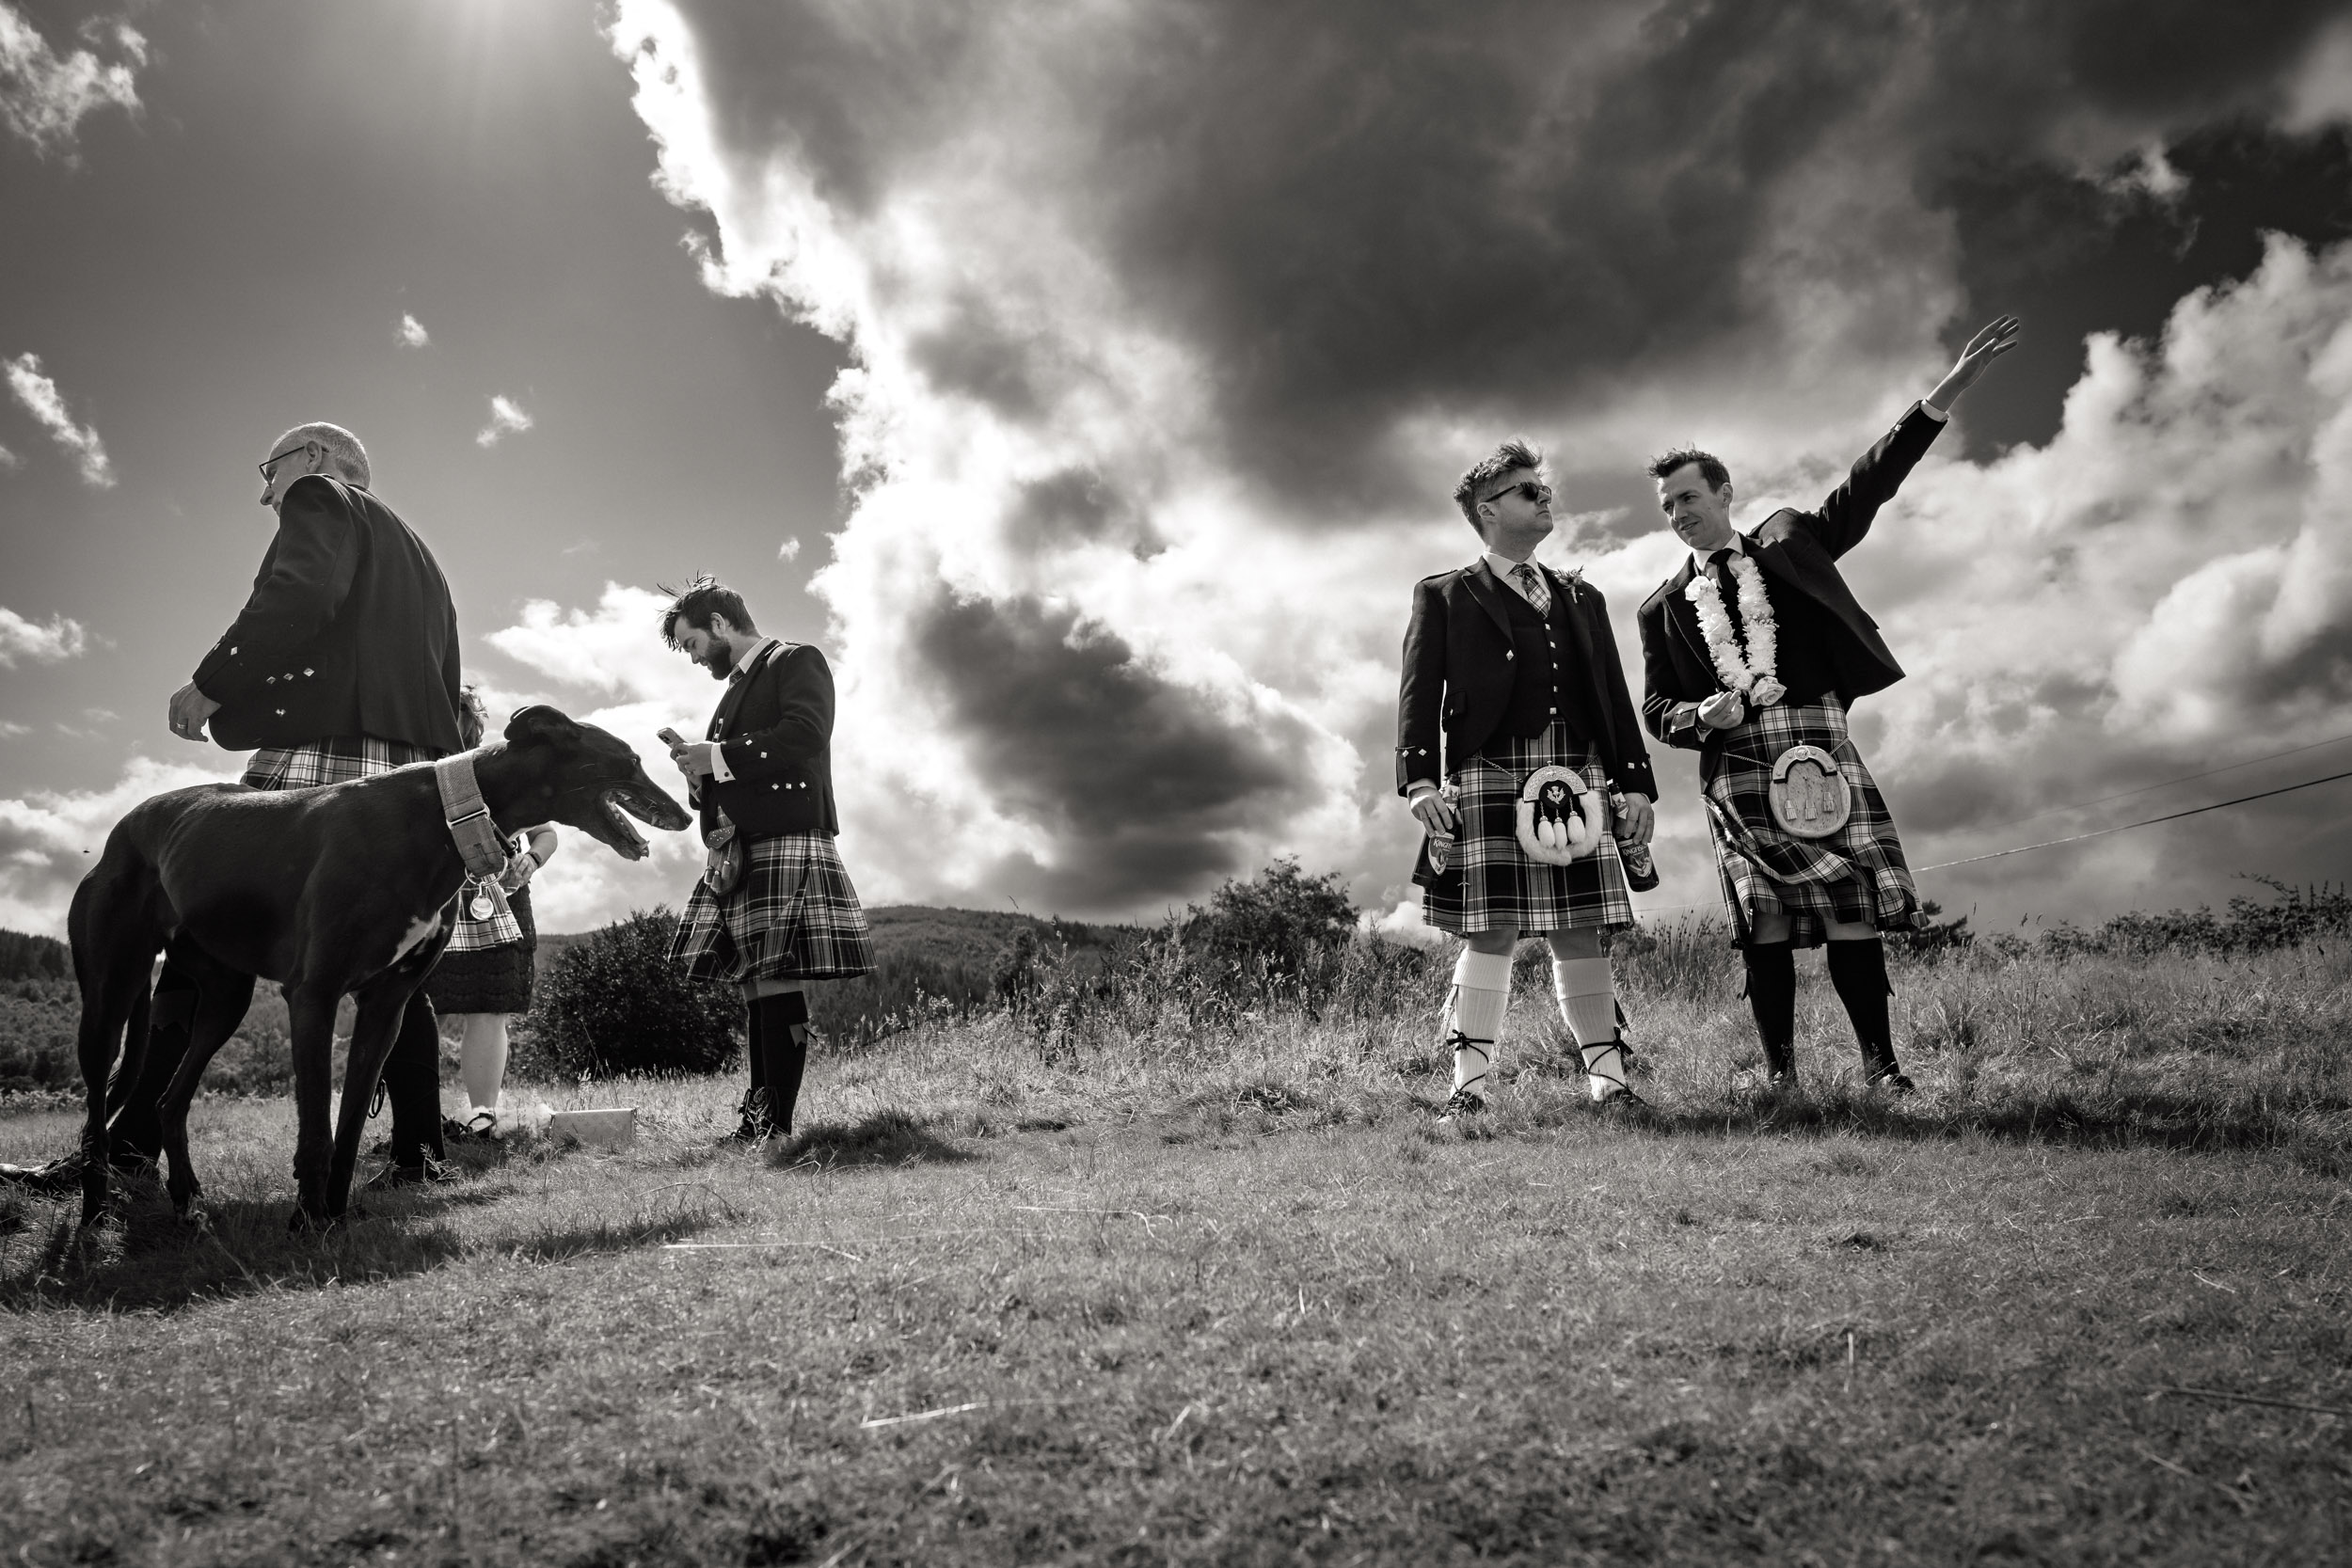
2, 940, 2348, 1565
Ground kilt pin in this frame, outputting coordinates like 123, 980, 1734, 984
1397, 545, 1660, 1112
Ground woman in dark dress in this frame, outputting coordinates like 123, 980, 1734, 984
425, 689, 560, 1132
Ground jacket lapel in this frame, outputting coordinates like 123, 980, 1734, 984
1460, 561, 1514, 641
1654, 557, 1712, 671
707, 641, 778, 740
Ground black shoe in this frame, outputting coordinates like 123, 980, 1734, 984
363, 1156, 452, 1191
1866, 1063, 1915, 1095
717, 1087, 779, 1147
1437, 1087, 1486, 1122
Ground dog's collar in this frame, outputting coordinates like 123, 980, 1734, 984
434, 752, 511, 879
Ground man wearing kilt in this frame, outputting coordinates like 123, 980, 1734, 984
660, 577, 873, 1145
1400, 440, 1660, 1118
1, 423, 466, 1196
1636, 318, 2020, 1091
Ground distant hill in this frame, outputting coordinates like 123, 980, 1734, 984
537, 905, 1145, 1047
541, 904, 1139, 967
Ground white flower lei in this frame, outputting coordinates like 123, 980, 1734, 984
1684, 552, 1787, 706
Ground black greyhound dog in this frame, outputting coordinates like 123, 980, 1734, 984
68, 706, 691, 1230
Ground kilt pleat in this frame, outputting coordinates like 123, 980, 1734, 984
1416, 725, 1634, 936
241, 734, 435, 789
669, 832, 874, 984
1699, 696, 1922, 947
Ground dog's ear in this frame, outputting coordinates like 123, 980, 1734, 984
504, 705, 577, 746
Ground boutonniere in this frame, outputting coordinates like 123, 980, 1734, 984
1684, 552, 1786, 706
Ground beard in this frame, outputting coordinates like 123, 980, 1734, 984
699, 637, 740, 680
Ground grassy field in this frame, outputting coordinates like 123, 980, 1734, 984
3, 936, 2348, 1565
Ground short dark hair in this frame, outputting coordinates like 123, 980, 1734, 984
1452, 437, 1544, 530
658, 574, 754, 648
1647, 447, 1731, 492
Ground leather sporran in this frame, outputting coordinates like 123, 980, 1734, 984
703, 816, 745, 897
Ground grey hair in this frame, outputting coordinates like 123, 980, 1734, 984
270, 421, 371, 488
1452, 437, 1544, 530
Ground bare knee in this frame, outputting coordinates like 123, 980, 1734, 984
1825, 920, 1877, 942
1546, 929, 1603, 961
1751, 911, 1792, 945
1462, 927, 1518, 957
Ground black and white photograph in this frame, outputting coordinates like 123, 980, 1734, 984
3, 1, 2350, 1561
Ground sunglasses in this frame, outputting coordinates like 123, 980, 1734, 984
1483, 480, 1552, 508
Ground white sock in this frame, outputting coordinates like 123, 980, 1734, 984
1446, 949, 1514, 1099
1553, 956, 1626, 1101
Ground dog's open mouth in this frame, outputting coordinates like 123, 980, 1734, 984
600, 790, 652, 858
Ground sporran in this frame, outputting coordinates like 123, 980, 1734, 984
1767, 743, 1851, 839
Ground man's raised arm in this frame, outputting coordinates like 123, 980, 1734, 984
1811, 315, 2020, 559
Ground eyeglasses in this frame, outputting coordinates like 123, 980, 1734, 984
1483, 480, 1551, 509
258, 442, 315, 483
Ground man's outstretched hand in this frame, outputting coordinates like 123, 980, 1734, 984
167, 682, 221, 742
1928, 315, 2021, 410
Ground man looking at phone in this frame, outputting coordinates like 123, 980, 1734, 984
658, 576, 872, 1145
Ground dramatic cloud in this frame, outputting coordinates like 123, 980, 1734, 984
0, 4, 144, 155
5, 352, 114, 485
0, 753, 242, 933
580, 0, 2352, 925
475, 394, 533, 447
0, 607, 87, 667
397, 312, 431, 349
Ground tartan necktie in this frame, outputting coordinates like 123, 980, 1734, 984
1511, 562, 1550, 617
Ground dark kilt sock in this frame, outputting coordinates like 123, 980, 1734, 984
382, 994, 446, 1167
1825, 938, 1898, 1078
110, 949, 202, 1161
744, 999, 768, 1094
1741, 941, 1798, 1079
755, 991, 810, 1133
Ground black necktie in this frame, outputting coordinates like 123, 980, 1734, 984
1707, 549, 1742, 636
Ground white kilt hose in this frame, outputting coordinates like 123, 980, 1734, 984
1701, 696, 1922, 946
669, 832, 875, 985
1415, 723, 1636, 937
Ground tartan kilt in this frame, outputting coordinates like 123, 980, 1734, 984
669, 832, 874, 985
241, 734, 436, 789
424, 887, 536, 1015
1415, 724, 1635, 937
1699, 696, 1922, 948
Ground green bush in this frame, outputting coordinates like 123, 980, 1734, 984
527, 908, 742, 1080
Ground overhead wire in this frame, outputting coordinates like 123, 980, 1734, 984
1945, 727, 2352, 839
1914, 766, 2352, 872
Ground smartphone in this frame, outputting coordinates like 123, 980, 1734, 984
657, 726, 685, 748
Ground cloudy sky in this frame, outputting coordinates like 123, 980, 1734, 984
6, 0, 2352, 942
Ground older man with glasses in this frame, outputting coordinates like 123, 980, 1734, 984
4, 422, 468, 1197
1397, 438, 1660, 1122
